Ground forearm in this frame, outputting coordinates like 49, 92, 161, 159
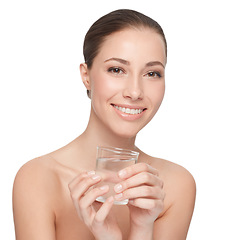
128, 223, 153, 240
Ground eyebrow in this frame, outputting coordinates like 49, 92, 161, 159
146, 61, 165, 69
104, 57, 130, 65
104, 57, 165, 69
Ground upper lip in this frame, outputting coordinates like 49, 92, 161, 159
111, 103, 147, 110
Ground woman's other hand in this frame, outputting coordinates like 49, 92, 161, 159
114, 163, 165, 236
68, 171, 122, 240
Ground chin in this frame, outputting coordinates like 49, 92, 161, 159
117, 132, 137, 139
111, 125, 142, 139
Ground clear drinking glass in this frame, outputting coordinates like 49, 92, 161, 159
95, 146, 139, 205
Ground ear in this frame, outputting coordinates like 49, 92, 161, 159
80, 63, 91, 90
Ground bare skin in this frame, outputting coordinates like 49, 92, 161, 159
13, 28, 196, 239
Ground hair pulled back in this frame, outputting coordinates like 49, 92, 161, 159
83, 9, 167, 69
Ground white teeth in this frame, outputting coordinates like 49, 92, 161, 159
113, 105, 143, 115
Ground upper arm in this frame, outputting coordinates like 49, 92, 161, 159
154, 168, 196, 240
13, 159, 56, 240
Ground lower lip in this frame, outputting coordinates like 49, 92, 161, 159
112, 106, 146, 121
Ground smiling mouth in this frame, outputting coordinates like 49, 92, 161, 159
111, 104, 147, 115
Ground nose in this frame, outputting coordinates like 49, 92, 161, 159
123, 76, 144, 101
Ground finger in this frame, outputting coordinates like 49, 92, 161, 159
79, 185, 110, 222
68, 172, 88, 189
114, 186, 164, 202
69, 174, 102, 205
118, 162, 159, 180
68, 171, 96, 189
79, 185, 110, 209
114, 171, 163, 193
128, 198, 164, 211
94, 196, 114, 224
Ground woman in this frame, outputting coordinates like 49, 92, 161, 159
13, 9, 196, 240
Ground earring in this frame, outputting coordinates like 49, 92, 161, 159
87, 90, 91, 99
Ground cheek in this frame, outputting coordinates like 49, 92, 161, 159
145, 81, 165, 108
91, 73, 122, 99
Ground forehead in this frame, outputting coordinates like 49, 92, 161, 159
94, 28, 166, 66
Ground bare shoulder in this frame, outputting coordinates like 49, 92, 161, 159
13, 155, 59, 194
12, 155, 60, 239
144, 154, 196, 214
149, 156, 196, 193
13, 153, 77, 199
13, 155, 61, 216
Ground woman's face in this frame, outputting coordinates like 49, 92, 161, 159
82, 27, 166, 138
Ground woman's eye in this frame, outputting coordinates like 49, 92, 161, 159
146, 71, 161, 78
108, 67, 124, 74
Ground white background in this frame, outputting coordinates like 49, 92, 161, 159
1, 0, 239, 239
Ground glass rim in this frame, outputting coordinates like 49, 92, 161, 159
97, 146, 139, 157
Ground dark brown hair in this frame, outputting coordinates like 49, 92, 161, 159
83, 9, 167, 69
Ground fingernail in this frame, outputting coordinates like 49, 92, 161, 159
99, 185, 108, 191
114, 193, 123, 200
114, 184, 122, 193
87, 170, 95, 176
91, 175, 101, 180
118, 170, 127, 178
